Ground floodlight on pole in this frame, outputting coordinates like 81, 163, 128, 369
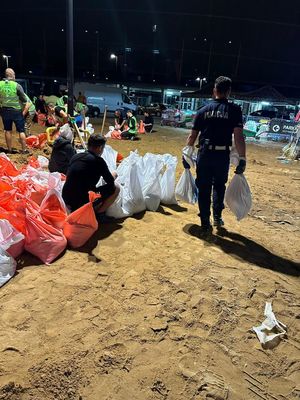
196, 76, 207, 90
110, 53, 118, 72
2, 55, 11, 68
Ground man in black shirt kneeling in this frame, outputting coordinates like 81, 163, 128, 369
62, 134, 120, 219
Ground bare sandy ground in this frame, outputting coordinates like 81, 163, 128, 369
0, 120, 299, 400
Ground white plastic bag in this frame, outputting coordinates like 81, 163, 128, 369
106, 184, 130, 219
101, 144, 118, 173
59, 123, 73, 141
225, 174, 252, 221
0, 248, 16, 287
253, 302, 287, 348
0, 219, 24, 258
175, 169, 197, 204
141, 154, 163, 211
122, 163, 146, 215
86, 123, 94, 135
143, 177, 162, 211
37, 155, 49, 169
182, 145, 196, 168
160, 155, 178, 205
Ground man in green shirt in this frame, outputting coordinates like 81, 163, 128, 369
121, 110, 138, 140
0, 68, 30, 153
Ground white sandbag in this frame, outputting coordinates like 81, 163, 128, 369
122, 163, 146, 215
141, 154, 163, 211
59, 123, 73, 141
0, 248, 16, 287
0, 219, 24, 258
175, 169, 197, 204
143, 177, 161, 211
160, 155, 178, 205
106, 184, 130, 219
225, 173, 252, 221
116, 150, 141, 185
102, 144, 118, 173
37, 155, 49, 169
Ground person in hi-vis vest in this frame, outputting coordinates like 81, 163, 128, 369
0, 68, 30, 153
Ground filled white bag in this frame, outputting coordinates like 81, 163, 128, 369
0, 219, 24, 258
160, 155, 178, 205
225, 174, 252, 221
122, 163, 146, 215
102, 144, 118, 173
59, 123, 73, 141
0, 248, 16, 287
141, 154, 163, 211
143, 177, 161, 211
106, 184, 130, 219
175, 169, 197, 204
37, 155, 49, 169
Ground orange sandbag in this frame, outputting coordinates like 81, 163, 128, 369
0, 206, 26, 235
0, 155, 19, 177
111, 130, 122, 140
0, 189, 19, 211
63, 191, 100, 248
28, 156, 40, 169
138, 121, 145, 134
38, 133, 47, 148
40, 189, 67, 230
25, 212, 67, 264
0, 179, 13, 193
26, 133, 47, 149
117, 153, 124, 163
26, 135, 39, 149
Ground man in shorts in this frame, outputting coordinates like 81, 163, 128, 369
62, 134, 120, 219
0, 68, 30, 153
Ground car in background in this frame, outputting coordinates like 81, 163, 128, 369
138, 103, 167, 116
250, 109, 292, 120
86, 104, 101, 118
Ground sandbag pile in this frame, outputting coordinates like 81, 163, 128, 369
0, 153, 100, 287
104, 149, 178, 218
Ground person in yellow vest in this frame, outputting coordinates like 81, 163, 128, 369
0, 68, 30, 153
24, 94, 36, 136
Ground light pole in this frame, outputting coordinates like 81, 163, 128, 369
95, 30, 100, 78
196, 76, 207, 90
3, 55, 11, 68
110, 54, 118, 72
66, 0, 74, 117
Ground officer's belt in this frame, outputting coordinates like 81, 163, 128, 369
200, 145, 230, 151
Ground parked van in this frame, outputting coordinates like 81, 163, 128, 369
74, 83, 137, 116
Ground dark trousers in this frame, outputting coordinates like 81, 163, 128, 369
195, 150, 230, 224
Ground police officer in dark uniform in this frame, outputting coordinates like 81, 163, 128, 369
185, 76, 246, 232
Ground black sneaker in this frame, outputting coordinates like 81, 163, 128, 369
213, 217, 224, 227
200, 219, 213, 234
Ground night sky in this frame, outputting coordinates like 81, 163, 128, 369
0, 0, 299, 93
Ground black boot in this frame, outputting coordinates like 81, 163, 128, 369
213, 214, 224, 227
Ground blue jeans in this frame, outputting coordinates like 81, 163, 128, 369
195, 150, 230, 224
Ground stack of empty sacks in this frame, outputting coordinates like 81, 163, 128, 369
100, 146, 178, 219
